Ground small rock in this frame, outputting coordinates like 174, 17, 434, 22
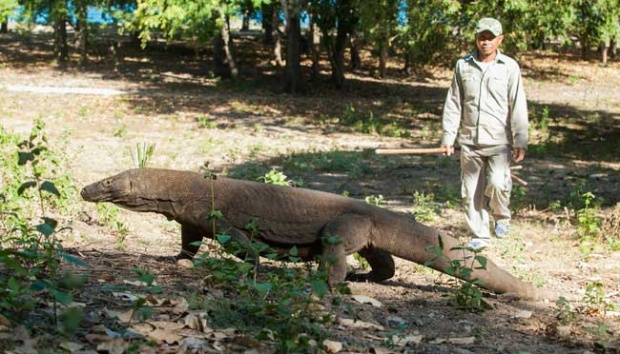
386, 315, 406, 328
555, 325, 572, 337
323, 339, 343, 353
351, 295, 383, 308
512, 310, 533, 319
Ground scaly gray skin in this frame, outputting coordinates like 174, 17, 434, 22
81, 168, 544, 299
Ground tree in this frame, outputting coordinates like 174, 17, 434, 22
396, 0, 460, 71
280, 0, 303, 92
132, 0, 268, 79
357, 0, 399, 78
1, 0, 18, 33
573, 0, 620, 63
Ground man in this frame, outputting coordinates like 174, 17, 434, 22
440, 17, 528, 249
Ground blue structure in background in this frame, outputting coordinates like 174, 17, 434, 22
9, 5, 124, 25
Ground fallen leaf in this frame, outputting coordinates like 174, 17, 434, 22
338, 318, 385, 331
447, 337, 476, 345
390, 334, 424, 346
111, 309, 135, 323
150, 321, 185, 331
111, 292, 140, 301
171, 297, 190, 314
11, 326, 38, 354
60, 341, 84, 352
323, 339, 343, 353
97, 337, 128, 354
178, 337, 209, 351
124, 280, 149, 287
512, 310, 533, 319
85, 334, 113, 345
351, 295, 383, 308
184, 312, 212, 333
369, 347, 399, 354
147, 328, 184, 344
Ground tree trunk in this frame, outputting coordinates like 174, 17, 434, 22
54, 16, 69, 64
261, 2, 274, 45
378, 42, 387, 78
601, 38, 610, 65
580, 36, 589, 60
308, 10, 320, 77
281, 0, 303, 93
213, 13, 238, 79
330, 0, 354, 88
1, 17, 7, 33
350, 33, 361, 71
242, 11, 250, 31
76, 0, 88, 66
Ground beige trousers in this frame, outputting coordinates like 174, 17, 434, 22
460, 144, 512, 238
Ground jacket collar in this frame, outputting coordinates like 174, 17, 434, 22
465, 49, 507, 64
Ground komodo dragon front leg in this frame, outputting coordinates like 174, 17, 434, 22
320, 214, 394, 286
176, 217, 253, 261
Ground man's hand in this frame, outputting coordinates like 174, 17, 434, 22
442, 145, 455, 156
512, 147, 526, 163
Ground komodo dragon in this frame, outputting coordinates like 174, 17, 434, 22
81, 168, 544, 299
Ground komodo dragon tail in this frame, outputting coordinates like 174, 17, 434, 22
380, 219, 544, 300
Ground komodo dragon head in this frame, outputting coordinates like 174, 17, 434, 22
81, 168, 202, 218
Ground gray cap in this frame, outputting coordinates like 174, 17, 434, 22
476, 18, 502, 36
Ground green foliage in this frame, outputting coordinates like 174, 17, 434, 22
259, 168, 293, 186
554, 296, 577, 325
574, 191, 602, 257
96, 203, 130, 247
364, 194, 384, 206
132, 142, 156, 168
396, 0, 461, 67
425, 236, 490, 312
283, 150, 373, 179
193, 235, 335, 352
411, 190, 440, 222
0, 121, 87, 334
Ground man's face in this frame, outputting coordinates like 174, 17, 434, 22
476, 31, 504, 57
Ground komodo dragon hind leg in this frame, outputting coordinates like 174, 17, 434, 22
346, 247, 395, 283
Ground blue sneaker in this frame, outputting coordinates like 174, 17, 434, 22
495, 220, 510, 238
468, 238, 492, 250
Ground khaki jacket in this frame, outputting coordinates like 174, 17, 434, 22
441, 50, 528, 148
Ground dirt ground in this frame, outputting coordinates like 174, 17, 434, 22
1, 32, 620, 353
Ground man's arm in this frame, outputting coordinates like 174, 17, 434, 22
508, 64, 528, 150
441, 61, 463, 156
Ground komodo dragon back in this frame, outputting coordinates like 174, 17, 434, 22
81, 168, 552, 300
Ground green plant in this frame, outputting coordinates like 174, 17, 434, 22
411, 190, 440, 222
259, 168, 293, 186
510, 185, 528, 214
0, 120, 88, 335
113, 124, 128, 138
132, 142, 156, 168
188, 173, 339, 352
555, 296, 578, 325
197, 115, 217, 129
364, 194, 385, 206
96, 203, 130, 246
574, 191, 602, 257
425, 236, 489, 312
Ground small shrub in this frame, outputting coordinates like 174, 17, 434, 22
425, 236, 490, 312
